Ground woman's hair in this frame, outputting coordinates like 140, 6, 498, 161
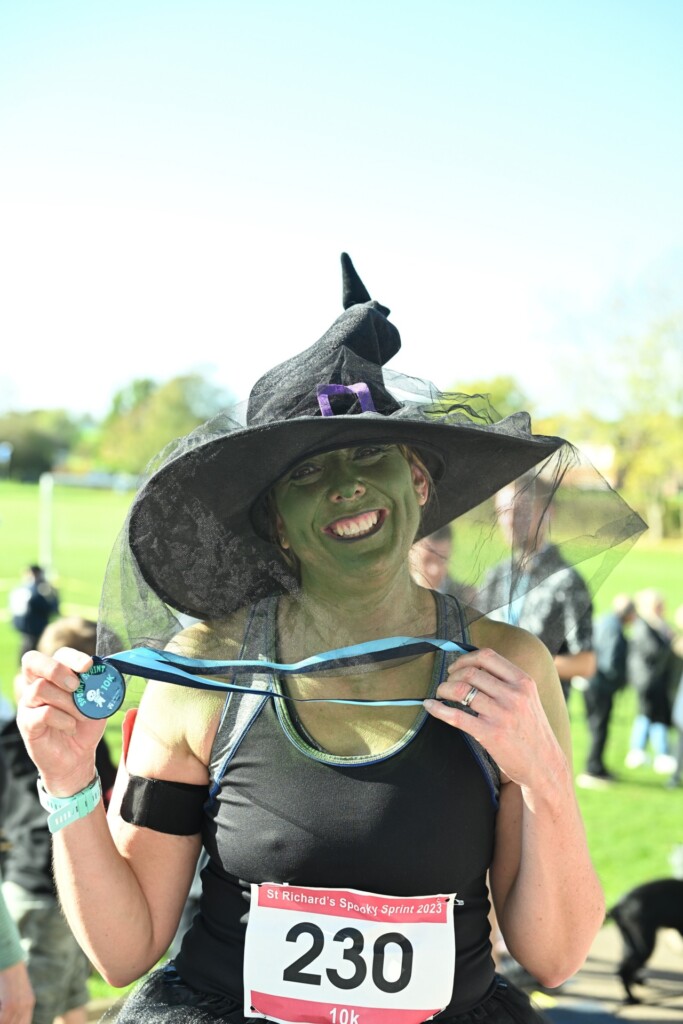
398, 444, 435, 520
260, 443, 435, 575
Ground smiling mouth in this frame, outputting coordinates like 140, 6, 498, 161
324, 509, 387, 541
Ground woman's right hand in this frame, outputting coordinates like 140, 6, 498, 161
16, 647, 107, 796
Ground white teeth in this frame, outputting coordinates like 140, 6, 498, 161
331, 511, 379, 537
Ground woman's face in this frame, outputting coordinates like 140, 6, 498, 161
272, 444, 429, 579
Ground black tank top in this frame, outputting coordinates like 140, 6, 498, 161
175, 593, 500, 1018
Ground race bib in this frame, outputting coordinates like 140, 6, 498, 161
244, 883, 458, 1024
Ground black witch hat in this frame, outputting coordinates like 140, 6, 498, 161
126, 254, 569, 620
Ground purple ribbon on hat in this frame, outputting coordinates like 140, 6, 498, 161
316, 383, 377, 417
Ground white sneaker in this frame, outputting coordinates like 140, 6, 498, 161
654, 754, 677, 775
576, 771, 617, 789
625, 749, 649, 769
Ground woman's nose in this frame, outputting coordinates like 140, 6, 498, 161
330, 477, 366, 502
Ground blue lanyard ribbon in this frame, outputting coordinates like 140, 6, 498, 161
74, 636, 477, 719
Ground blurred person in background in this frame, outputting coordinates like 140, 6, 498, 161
665, 604, 683, 789
409, 524, 478, 606
1, 617, 117, 1024
0, 732, 35, 1024
9, 566, 59, 663
482, 478, 596, 704
577, 594, 636, 788
624, 589, 677, 775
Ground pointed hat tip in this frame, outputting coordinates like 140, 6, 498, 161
340, 252, 372, 309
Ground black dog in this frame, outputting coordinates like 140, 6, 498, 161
607, 878, 683, 1003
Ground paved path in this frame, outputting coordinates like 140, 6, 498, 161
527, 923, 683, 1023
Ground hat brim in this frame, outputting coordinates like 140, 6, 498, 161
129, 413, 565, 619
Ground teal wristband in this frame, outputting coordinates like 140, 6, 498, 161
0, 875, 24, 970
37, 775, 102, 834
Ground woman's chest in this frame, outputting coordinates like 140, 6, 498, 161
282, 657, 437, 757
207, 708, 497, 894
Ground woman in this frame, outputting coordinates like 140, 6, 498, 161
624, 589, 676, 774
17, 255, 644, 1023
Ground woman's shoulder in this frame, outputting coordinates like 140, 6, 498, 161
470, 613, 570, 751
128, 605, 254, 777
470, 614, 554, 676
167, 604, 252, 659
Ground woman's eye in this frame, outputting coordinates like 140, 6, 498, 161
353, 445, 391, 461
289, 463, 321, 482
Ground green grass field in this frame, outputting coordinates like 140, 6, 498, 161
1, 481, 681, 1002
0, 482, 132, 684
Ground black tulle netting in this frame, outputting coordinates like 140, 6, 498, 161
96, 362, 647, 703
89, 249, 648, 1024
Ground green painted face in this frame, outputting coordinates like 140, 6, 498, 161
272, 444, 428, 584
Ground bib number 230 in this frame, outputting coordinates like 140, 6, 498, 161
244, 883, 457, 1024
284, 920, 413, 992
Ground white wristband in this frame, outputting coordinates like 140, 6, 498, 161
37, 775, 102, 834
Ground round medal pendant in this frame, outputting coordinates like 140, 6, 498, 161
74, 657, 126, 719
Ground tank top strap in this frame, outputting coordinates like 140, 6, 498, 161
436, 591, 472, 646
208, 596, 277, 792
208, 592, 499, 803
436, 592, 501, 804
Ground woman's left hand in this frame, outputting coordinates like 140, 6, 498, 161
424, 645, 567, 790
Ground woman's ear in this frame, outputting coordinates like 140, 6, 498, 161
411, 464, 429, 507
275, 514, 290, 550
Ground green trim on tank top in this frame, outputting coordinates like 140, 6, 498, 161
270, 591, 452, 766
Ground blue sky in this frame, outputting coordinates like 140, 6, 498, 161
1, 0, 681, 419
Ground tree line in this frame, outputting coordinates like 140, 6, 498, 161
1, 319, 681, 539
0, 374, 231, 481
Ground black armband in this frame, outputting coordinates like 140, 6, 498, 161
120, 774, 207, 835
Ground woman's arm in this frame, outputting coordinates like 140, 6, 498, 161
554, 649, 596, 685
16, 646, 219, 987
424, 619, 604, 988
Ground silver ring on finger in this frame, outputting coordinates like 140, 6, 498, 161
461, 685, 478, 709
